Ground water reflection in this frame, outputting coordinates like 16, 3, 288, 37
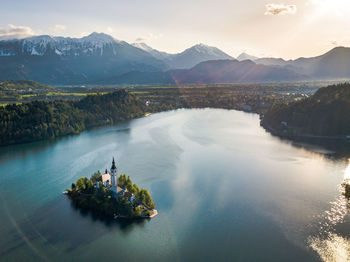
308, 161, 350, 262
2, 109, 350, 262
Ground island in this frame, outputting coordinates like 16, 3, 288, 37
65, 158, 158, 219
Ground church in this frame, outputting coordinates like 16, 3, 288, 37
98, 157, 135, 202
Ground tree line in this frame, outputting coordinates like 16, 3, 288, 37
261, 83, 350, 137
0, 89, 176, 146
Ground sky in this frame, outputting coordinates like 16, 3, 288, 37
1, 0, 350, 59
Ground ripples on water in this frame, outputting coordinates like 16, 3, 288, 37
308, 161, 350, 262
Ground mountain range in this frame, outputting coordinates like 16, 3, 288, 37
255, 47, 350, 80
0, 32, 349, 85
132, 42, 233, 69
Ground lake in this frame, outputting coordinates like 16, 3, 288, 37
0, 108, 350, 262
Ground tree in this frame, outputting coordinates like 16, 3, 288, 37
90, 170, 101, 183
137, 189, 156, 209
131, 184, 140, 195
125, 176, 133, 191
75, 177, 88, 192
118, 174, 127, 186
133, 206, 142, 217
345, 184, 350, 199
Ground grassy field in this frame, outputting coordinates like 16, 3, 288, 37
1, 80, 339, 107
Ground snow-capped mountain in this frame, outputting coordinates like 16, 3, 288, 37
1, 33, 127, 57
167, 44, 233, 69
132, 42, 172, 61
132, 42, 233, 69
0, 32, 167, 84
236, 52, 258, 61
132, 42, 153, 52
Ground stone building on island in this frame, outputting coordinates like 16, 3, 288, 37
98, 157, 135, 201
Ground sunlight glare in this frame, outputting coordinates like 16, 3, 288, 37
310, 0, 350, 16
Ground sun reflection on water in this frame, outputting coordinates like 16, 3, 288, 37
309, 233, 350, 262
308, 160, 350, 262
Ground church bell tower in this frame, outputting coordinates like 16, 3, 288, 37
110, 157, 117, 186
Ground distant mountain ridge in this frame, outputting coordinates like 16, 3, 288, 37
237, 52, 258, 61
133, 42, 234, 69
0, 33, 167, 84
1, 32, 350, 85
255, 47, 350, 79
0, 33, 235, 84
100, 59, 307, 85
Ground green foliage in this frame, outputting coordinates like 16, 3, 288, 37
0, 90, 147, 146
262, 83, 350, 136
118, 174, 127, 186
0, 80, 54, 91
117, 174, 154, 208
125, 176, 133, 192
68, 170, 156, 219
117, 197, 133, 217
142, 210, 151, 217
90, 170, 102, 183
137, 189, 156, 209
132, 206, 143, 217
131, 183, 140, 195
344, 183, 350, 199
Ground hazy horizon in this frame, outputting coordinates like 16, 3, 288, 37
1, 0, 350, 60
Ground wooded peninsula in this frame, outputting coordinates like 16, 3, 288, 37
261, 83, 350, 139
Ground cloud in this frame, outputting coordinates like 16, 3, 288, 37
135, 33, 163, 43
0, 24, 34, 40
265, 4, 297, 15
135, 37, 146, 42
329, 36, 350, 47
50, 24, 67, 33
106, 27, 114, 34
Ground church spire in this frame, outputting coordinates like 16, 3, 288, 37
111, 157, 117, 170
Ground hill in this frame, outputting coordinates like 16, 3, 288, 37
0, 80, 56, 103
168, 59, 306, 84
0, 80, 54, 91
101, 59, 307, 85
261, 83, 350, 137
256, 47, 350, 80
0, 90, 176, 146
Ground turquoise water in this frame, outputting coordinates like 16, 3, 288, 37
0, 109, 349, 262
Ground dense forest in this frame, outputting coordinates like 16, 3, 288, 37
0, 89, 177, 146
261, 83, 350, 137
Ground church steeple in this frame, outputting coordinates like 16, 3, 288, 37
110, 157, 117, 186
111, 157, 117, 170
